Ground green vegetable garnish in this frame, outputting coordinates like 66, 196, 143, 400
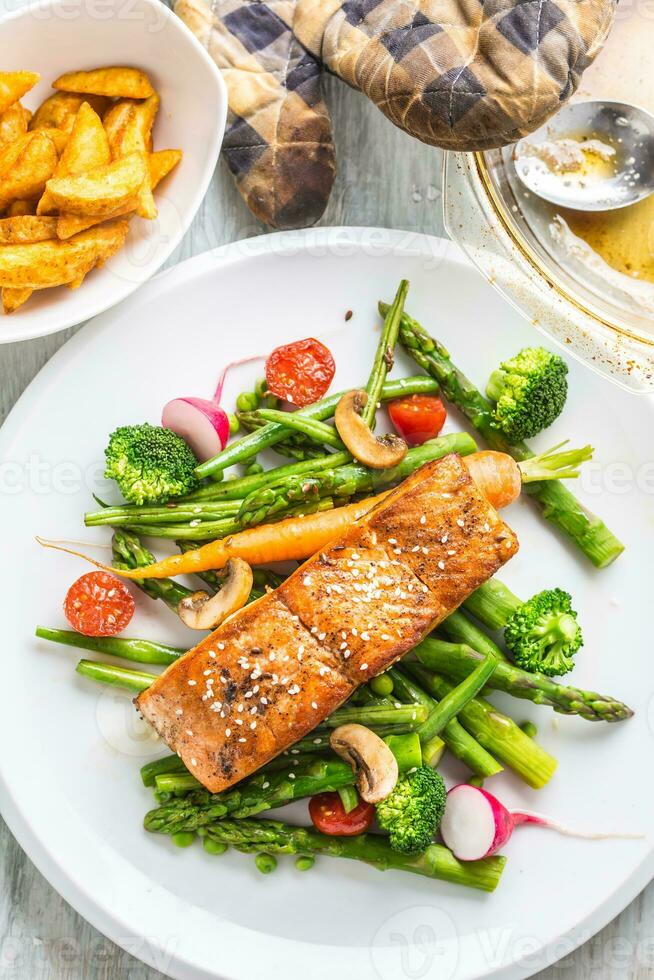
105, 423, 198, 504
486, 346, 568, 441
376, 766, 446, 854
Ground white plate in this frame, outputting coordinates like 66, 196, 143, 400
0, 0, 226, 343
0, 228, 652, 980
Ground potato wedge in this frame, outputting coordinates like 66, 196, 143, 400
40, 127, 68, 155
67, 270, 87, 289
0, 130, 62, 179
55, 149, 182, 239
0, 72, 39, 116
56, 197, 138, 239
0, 215, 58, 243
149, 148, 182, 190
2, 286, 32, 313
53, 67, 154, 100
104, 95, 159, 218
0, 132, 34, 176
0, 132, 58, 209
0, 102, 31, 146
5, 198, 36, 217
38, 101, 110, 214
43, 152, 147, 217
30, 92, 107, 134
0, 219, 129, 288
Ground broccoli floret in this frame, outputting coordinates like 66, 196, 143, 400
486, 347, 568, 441
376, 766, 446, 854
504, 588, 583, 677
105, 423, 198, 505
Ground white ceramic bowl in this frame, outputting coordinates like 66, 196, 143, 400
0, 0, 226, 343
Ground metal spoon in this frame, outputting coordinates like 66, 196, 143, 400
513, 100, 654, 212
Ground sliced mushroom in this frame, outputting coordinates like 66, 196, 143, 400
330, 723, 399, 804
177, 557, 253, 630
334, 390, 408, 469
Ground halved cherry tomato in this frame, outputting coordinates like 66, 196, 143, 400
64, 571, 135, 636
308, 792, 374, 836
388, 394, 447, 447
265, 338, 335, 407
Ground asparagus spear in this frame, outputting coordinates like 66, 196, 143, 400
145, 757, 357, 831
155, 773, 201, 795
144, 748, 330, 794
286, 721, 425, 752
126, 496, 335, 540
112, 529, 192, 609
36, 626, 184, 666
141, 754, 189, 786
86, 500, 242, 528
391, 655, 496, 736
196, 374, 438, 480
235, 414, 330, 461
236, 432, 477, 527
442, 608, 507, 661
201, 818, 506, 891
77, 659, 153, 692
253, 409, 346, 451
362, 279, 408, 427
414, 638, 634, 722
406, 664, 557, 789
323, 702, 428, 728
387, 303, 624, 568
389, 668, 502, 777
464, 578, 535, 632
165, 452, 352, 504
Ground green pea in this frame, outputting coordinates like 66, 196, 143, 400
203, 838, 228, 855
246, 462, 264, 476
255, 852, 277, 874
236, 391, 259, 412
171, 832, 195, 848
520, 721, 537, 738
370, 674, 394, 697
228, 413, 240, 436
295, 856, 315, 872
254, 377, 269, 399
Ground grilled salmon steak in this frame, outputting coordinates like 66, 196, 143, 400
136, 455, 519, 792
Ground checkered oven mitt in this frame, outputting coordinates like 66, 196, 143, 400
175, 0, 615, 229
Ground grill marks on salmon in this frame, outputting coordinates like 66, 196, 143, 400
276, 529, 442, 682
137, 592, 353, 786
136, 455, 519, 792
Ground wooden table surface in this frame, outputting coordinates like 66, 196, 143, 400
0, 70, 651, 980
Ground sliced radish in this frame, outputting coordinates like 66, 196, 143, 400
162, 397, 229, 462
440, 785, 504, 860
162, 354, 264, 462
441, 784, 642, 861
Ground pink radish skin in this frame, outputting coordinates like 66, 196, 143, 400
162, 398, 230, 462
161, 354, 264, 462
440, 784, 642, 861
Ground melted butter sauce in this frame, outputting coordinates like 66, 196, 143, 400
562, 196, 654, 284
556, 12, 654, 284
